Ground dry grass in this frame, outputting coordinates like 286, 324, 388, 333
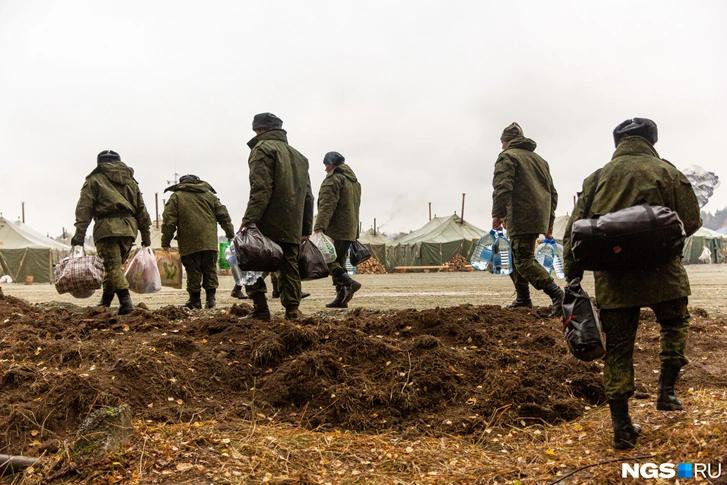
18, 389, 727, 484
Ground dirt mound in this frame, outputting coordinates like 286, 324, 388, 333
0, 295, 605, 456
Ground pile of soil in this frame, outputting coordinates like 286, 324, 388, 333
1, 293, 606, 455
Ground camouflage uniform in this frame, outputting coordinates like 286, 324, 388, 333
491, 135, 558, 296
161, 178, 235, 293
241, 128, 314, 309
563, 135, 701, 399
73, 159, 151, 293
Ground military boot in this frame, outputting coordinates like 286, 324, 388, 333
99, 289, 115, 308
244, 294, 271, 321
543, 282, 564, 317
326, 286, 347, 308
285, 305, 303, 321
116, 289, 134, 316
230, 285, 248, 299
608, 398, 641, 450
301, 292, 311, 299
656, 363, 684, 411
205, 288, 217, 309
339, 273, 362, 305
184, 291, 202, 310
505, 285, 533, 309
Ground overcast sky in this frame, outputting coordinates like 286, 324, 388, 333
1, 0, 725, 237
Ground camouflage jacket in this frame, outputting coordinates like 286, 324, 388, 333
161, 180, 235, 256
314, 163, 361, 241
563, 136, 702, 309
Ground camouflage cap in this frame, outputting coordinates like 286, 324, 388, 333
500, 122, 524, 142
323, 151, 345, 166
97, 150, 120, 163
613, 118, 658, 146
252, 112, 283, 131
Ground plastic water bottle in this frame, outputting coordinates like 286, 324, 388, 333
553, 243, 566, 279
241, 271, 263, 286
493, 232, 513, 275
470, 231, 496, 271
536, 238, 556, 274
226, 246, 244, 285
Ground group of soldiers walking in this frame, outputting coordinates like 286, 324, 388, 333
72, 114, 701, 451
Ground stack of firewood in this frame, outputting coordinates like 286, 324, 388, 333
444, 254, 471, 272
357, 257, 387, 274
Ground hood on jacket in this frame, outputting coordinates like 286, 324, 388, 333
164, 180, 216, 194
505, 136, 537, 152
332, 163, 358, 183
247, 128, 288, 149
90, 160, 136, 184
612, 135, 660, 159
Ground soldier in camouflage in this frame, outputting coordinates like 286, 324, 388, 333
240, 113, 314, 321
161, 174, 235, 309
72, 150, 152, 315
491, 123, 563, 316
314, 151, 362, 308
563, 118, 701, 450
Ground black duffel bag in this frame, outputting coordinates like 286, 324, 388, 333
299, 239, 330, 280
349, 240, 372, 266
562, 278, 605, 361
571, 204, 686, 271
233, 224, 283, 272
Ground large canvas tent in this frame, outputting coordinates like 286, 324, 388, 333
385, 215, 484, 269
682, 227, 726, 264
551, 215, 570, 242
358, 229, 389, 266
0, 217, 70, 283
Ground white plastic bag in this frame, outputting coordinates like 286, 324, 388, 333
54, 246, 105, 298
309, 232, 337, 264
124, 247, 162, 294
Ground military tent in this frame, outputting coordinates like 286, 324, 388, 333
385, 215, 484, 269
682, 227, 726, 264
358, 229, 390, 266
551, 215, 570, 242
0, 216, 70, 283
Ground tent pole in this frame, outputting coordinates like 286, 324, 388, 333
428, 202, 432, 221
460, 193, 466, 224
155, 193, 160, 229
374, 218, 377, 236
21, 202, 25, 223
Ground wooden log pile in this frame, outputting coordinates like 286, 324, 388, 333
357, 256, 387, 274
444, 254, 472, 272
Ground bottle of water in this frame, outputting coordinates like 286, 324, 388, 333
470, 231, 496, 271
536, 238, 556, 275
493, 232, 513, 275
553, 242, 566, 279
241, 271, 263, 286
226, 246, 244, 285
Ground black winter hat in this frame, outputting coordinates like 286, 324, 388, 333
97, 150, 120, 163
252, 112, 283, 131
323, 151, 345, 166
613, 118, 658, 146
179, 174, 200, 184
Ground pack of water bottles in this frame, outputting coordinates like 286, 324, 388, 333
470, 230, 513, 275
535, 237, 565, 279
225, 245, 263, 286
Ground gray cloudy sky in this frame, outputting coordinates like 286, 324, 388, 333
1, 0, 725, 236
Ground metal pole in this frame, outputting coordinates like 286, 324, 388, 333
460, 193, 466, 224
428, 202, 432, 221
21, 202, 25, 223
374, 218, 377, 235
155, 193, 160, 229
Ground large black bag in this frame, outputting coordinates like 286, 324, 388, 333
562, 279, 605, 361
299, 239, 330, 280
232, 224, 283, 272
349, 240, 372, 266
571, 204, 686, 271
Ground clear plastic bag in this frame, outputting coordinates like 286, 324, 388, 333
54, 246, 105, 298
155, 249, 183, 289
124, 247, 162, 294
309, 232, 337, 264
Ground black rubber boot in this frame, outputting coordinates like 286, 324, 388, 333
244, 294, 271, 321
543, 282, 564, 317
230, 285, 248, 299
326, 286, 347, 308
505, 285, 533, 309
285, 305, 303, 321
608, 398, 641, 450
656, 363, 684, 411
205, 288, 217, 309
272, 289, 281, 299
99, 289, 115, 308
116, 289, 134, 316
184, 291, 202, 310
339, 273, 362, 306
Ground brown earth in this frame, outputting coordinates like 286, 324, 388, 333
1, 293, 608, 459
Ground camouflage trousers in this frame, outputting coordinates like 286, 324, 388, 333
246, 242, 301, 309
181, 250, 218, 292
601, 297, 690, 399
328, 240, 353, 285
509, 235, 554, 292
95, 237, 134, 292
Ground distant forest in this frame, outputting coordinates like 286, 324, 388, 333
702, 207, 727, 230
